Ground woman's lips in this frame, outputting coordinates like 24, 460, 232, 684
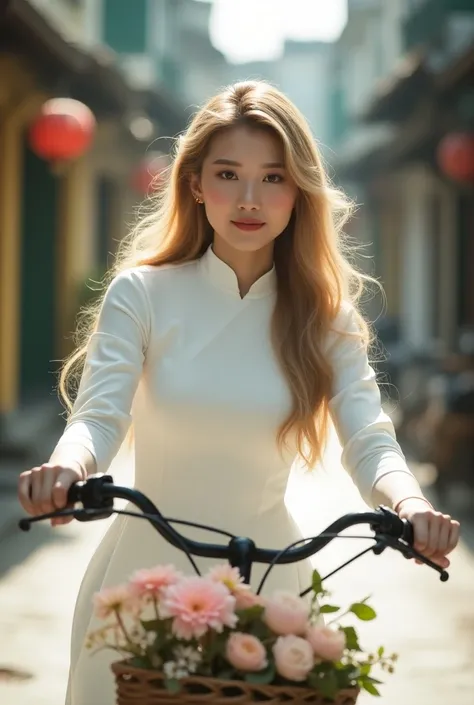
231, 221, 265, 231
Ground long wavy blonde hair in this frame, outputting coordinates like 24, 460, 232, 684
60, 80, 374, 467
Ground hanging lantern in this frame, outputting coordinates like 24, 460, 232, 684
437, 132, 474, 183
131, 152, 169, 196
28, 98, 96, 162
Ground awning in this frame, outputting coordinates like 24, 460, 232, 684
436, 44, 474, 94
331, 124, 396, 181
362, 51, 432, 124
0, 0, 186, 133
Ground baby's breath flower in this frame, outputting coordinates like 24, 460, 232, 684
163, 661, 177, 679
163, 646, 202, 680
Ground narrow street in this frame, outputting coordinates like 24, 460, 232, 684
0, 437, 473, 705
1, 2, 473, 704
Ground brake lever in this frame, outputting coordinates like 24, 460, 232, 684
373, 534, 449, 582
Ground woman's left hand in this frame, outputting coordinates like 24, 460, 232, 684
396, 498, 460, 569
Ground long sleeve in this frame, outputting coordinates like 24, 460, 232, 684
327, 304, 421, 508
53, 268, 151, 474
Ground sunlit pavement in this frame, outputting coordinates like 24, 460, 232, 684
0, 431, 473, 705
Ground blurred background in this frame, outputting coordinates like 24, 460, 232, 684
0, 1, 473, 704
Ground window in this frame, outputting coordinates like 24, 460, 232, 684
103, 0, 148, 54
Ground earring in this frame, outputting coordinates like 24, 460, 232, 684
194, 196, 203, 204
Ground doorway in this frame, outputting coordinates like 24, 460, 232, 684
19, 144, 58, 403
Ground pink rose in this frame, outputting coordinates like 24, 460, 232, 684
263, 591, 309, 635
306, 625, 346, 662
273, 635, 314, 682
235, 590, 264, 610
226, 633, 268, 672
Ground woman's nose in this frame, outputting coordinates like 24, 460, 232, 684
237, 182, 261, 210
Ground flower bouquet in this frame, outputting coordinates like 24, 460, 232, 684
87, 564, 397, 704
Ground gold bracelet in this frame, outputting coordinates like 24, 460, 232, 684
393, 496, 434, 513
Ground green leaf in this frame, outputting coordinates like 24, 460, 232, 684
316, 670, 339, 700
243, 604, 265, 617
236, 605, 264, 626
140, 619, 162, 632
312, 569, 324, 596
312, 661, 334, 675
128, 656, 150, 669
367, 677, 383, 685
164, 678, 181, 694
360, 679, 381, 696
349, 603, 377, 621
307, 671, 321, 689
343, 666, 361, 682
334, 666, 357, 690
377, 646, 385, 658
216, 667, 236, 681
341, 626, 361, 651
206, 632, 228, 660
244, 663, 275, 685
248, 621, 272, 641
319, 604, 340, 614
151, 634, 168, 653
147, 622, 170, 653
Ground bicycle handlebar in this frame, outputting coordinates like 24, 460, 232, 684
18, 474, 450, 586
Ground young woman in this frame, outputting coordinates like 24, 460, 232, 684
18, 81, 459, 704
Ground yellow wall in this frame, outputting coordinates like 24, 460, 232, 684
0, 58, 146, 415
56, 155, 96, 360
0, 60, 96, 410
0, 59, 46, 413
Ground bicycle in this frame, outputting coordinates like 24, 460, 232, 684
19, 473, 449, 704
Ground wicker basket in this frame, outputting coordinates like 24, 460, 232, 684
112, 661, 360, 705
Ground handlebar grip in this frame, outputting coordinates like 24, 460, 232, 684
67, 482, 83, 504
66, 474, 114, 508
401, 518, 414, 546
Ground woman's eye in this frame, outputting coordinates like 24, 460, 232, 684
264, 174, 284, 183
217, 171, 284, 183
218, 170, 236, 180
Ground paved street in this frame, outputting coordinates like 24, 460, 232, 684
0, 434, 473, 705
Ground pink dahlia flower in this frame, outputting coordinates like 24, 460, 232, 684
207, 563, 262, 610
130, 565, 182, 599
93, 584, 138, 620
159, 576, 237, 640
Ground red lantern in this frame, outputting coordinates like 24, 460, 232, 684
437, 132, 474, 183
131, 152, 169, 196
28, 98, 96, 162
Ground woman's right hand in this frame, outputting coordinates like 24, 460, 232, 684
18, 462, 85, 526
